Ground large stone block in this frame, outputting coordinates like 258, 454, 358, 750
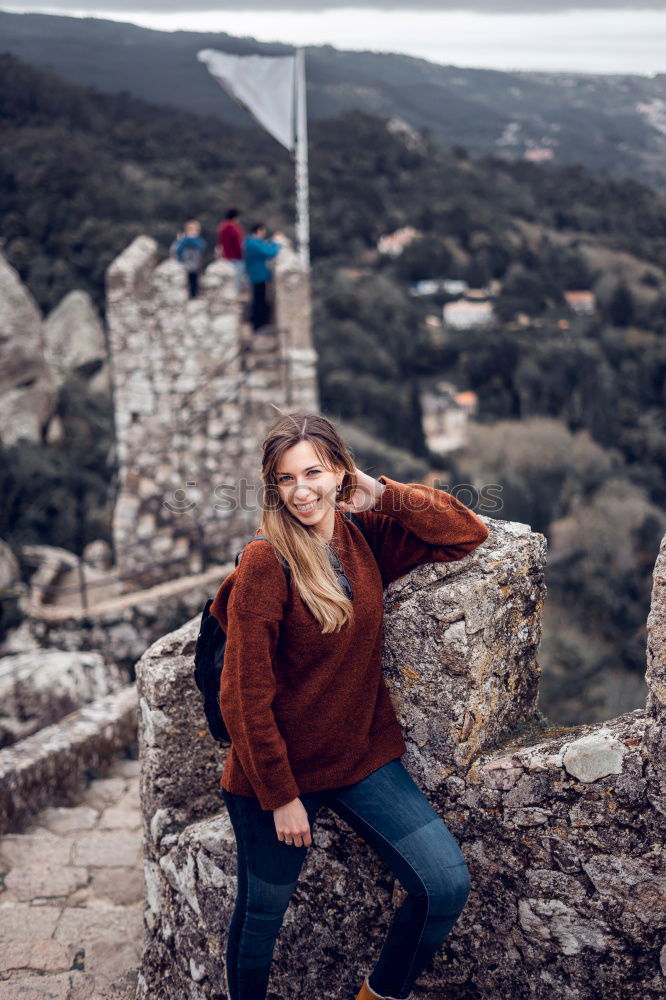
382, 516, 544, 785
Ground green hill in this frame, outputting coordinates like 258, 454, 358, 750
2, 10, 666, 189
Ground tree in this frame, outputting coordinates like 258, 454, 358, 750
608, 282, 634, 327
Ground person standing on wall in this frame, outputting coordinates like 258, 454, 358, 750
243, 223, 285, 331
217, 207, 246, 295
173, 220, 207, 299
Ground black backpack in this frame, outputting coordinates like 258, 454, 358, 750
193, 511, 368, 746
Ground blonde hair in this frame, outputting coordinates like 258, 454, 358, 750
260, 410, 358, 633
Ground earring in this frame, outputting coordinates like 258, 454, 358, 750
336, 483, 342, 494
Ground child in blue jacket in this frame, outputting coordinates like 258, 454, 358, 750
173, 220, 207, 299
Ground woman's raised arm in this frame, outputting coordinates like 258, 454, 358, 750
341, 471, 489, 587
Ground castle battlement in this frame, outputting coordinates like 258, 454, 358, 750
105, 237, 317, 588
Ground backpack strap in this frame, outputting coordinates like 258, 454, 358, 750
339, 508, 369, 546
235, 534, 291, 578
234, 534, 267, 567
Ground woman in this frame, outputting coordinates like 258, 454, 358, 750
210, 411, 489, 1000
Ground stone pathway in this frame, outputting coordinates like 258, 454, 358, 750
0, 758, 143, 999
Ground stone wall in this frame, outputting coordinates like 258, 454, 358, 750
21, 562, 234, 671
106, 238, 318, 589
0, 685, 137, 835
0, 650, 125, 747
133, 519, 665, 999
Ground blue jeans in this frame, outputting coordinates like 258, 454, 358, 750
221, 758, 471, 999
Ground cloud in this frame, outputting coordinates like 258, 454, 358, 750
4, 0, 666, 12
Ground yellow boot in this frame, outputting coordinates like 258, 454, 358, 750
355, 975, 385, 1000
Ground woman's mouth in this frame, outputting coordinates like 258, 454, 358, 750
294, 498, 320, 514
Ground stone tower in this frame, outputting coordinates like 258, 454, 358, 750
106, 237, 318, 587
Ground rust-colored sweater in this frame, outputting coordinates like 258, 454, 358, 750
210, 475, 489, 810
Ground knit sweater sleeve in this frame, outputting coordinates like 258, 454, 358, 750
210, 540, 300, 811
355, 475, 490, 586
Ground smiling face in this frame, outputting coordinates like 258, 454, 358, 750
274, 439, 344, 541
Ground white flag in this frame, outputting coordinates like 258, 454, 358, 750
198, 49, 296, 151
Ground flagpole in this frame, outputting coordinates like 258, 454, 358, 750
294, 47, 310, 271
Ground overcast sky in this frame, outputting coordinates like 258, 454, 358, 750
4, 2, 666, 74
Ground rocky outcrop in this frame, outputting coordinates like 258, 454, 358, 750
43, 289, 110, 394
134, 519, 666, 999
0, 251, 56, 446
0, 254, 111, 449
0, 540, 19, 594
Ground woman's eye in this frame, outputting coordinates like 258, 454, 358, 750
278, 470, 321, 483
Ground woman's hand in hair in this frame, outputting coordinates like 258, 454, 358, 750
338, 467, 386, 513
273, 797, 312, 848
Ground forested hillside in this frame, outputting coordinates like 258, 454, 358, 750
2, 10, 666, 189
1, 53, 665, 724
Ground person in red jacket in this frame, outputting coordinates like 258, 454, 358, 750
211, 410, 490, 1000
217, 207, 245, 293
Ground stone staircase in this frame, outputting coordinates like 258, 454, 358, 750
0, 756, 143, 999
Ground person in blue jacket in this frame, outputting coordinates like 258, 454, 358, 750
172, 220, 207, 300
243, 223, 285, 331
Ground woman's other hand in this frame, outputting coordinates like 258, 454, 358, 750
338, 467, 386, 513
273, 797, 312, 847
